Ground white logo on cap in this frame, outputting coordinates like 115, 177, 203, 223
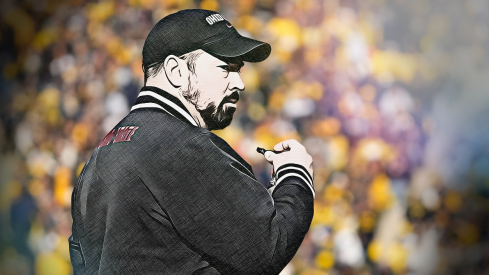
206, 14, 225, 25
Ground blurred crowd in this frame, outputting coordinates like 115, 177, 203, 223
1, 0, 489, 274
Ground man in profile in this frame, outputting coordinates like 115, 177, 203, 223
69, 9, 315, 275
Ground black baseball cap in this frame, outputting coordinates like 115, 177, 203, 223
142, 9, 271, 70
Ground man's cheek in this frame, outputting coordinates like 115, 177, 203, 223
198, 73, 216, 87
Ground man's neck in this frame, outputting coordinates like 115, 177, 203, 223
144, 81, 206, 128
173, 89, 206, 128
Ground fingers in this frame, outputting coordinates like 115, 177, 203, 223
273, 141, 287, 152
273, 139, 302, 152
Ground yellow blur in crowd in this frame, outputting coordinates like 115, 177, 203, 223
1, 0, 488, 274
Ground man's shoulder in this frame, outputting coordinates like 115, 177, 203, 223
95, 109, 206, 160
97, 109, 253, 174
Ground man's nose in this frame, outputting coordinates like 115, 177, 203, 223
229, 72, 245, 91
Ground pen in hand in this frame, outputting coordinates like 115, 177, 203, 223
256, 147, 287, 155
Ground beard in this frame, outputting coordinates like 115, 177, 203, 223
183, 76, 239, 131
198, 93, 238, 130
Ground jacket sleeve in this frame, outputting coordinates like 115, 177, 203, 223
149, 132, 314, 274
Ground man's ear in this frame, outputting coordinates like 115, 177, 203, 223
163, 55, 188, 88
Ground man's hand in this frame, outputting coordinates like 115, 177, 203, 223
264, 139, 314, 179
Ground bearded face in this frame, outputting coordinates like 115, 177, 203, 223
181, 51, 244, 131
197, 92, 239, 130
184, 74, 240, 130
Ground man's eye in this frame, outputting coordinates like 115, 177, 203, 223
218, 65, 242, 74
218, 65, 230, 72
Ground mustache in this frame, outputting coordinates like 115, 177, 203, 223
222, 92, 240, 104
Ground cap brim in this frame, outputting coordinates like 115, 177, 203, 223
201, 30, 271, 62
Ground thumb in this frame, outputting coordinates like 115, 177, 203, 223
264, 151, 275, 163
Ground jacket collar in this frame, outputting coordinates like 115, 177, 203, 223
130, 86, 198, 127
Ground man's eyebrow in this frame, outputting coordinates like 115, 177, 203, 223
218, 63, 242, 73
213, 53, 244, 68
217, 59, 244, 72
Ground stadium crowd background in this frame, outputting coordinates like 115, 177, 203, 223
1, 0, 488, 274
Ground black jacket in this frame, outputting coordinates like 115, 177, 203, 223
69, 86, 314, 274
